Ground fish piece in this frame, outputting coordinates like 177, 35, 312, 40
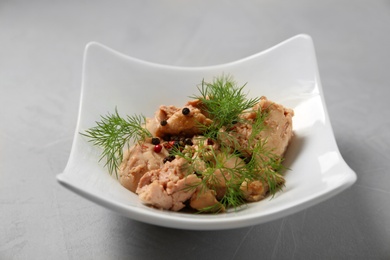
136, 157, 201, 211
119, 143, 168, 192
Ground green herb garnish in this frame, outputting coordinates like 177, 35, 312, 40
81, 108, 151, 177
192, 75, 260, 134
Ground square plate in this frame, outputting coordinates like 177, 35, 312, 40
57, 34, 357, 230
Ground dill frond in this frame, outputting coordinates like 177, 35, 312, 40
81, 108, 152, 178
192, 75, 260, 132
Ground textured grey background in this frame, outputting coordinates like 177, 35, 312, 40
1, 0, 389, 259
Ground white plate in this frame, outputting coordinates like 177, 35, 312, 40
57, 34, 357, 230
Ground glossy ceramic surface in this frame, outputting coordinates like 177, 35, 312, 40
57, 34, 357, 230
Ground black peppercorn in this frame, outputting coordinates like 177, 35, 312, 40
151, 137, 160, 145
163, 155, 175, 163
184, 138, 193, 146
160, 120, 167, 126
182, 107, 190, 115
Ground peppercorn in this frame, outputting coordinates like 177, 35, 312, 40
154, 144, 162, 153
160, 120, 167, 126
164, 141, 175, 149
163, 155, 175, 163
182, 107, 190, 115
151, 137, 160, 145
184, 138, 193, 146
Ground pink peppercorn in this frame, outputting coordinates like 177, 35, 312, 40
154, 144, 162, 153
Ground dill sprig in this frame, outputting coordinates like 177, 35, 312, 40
172, 132, 285, 212
245, 139, 286, 196
81, 108, 151, 178
175, 81, 287, 211
192, 75, 260, 133
243, 107, 286, 196
172, 143, 248, 212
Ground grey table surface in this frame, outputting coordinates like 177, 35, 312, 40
1, 0, 390, 259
